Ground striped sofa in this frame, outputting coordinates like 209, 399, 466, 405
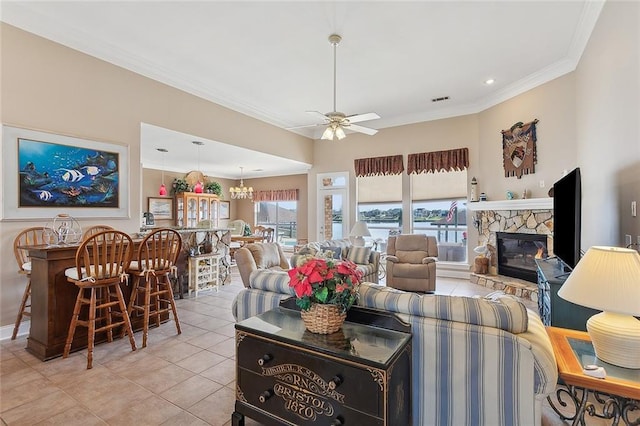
290, 238, 380, 283
358, 283, 558, 426
232, 276, 558, 426
232, 269, 294, 322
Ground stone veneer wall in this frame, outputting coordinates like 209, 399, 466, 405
477, 209, 554, 256
469, 208, 553, 302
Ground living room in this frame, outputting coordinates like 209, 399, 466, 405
1, 1, 639, 425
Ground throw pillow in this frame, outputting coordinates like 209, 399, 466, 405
320, 246, 342, 259
347, 246, 371, 265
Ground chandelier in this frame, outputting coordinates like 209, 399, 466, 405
229, 167, 253, 200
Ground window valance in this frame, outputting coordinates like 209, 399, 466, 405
407, 147, 469, 174
253, 189, 299, 202
354, 155, 404, 177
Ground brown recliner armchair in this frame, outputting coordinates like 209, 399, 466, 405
235, 242, 290, 288
386, 234, 438, 292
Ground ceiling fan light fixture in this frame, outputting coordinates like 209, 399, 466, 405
335, 126, 346, 140
321, 126, 335, 140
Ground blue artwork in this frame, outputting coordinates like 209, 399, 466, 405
18, 138, 120, 208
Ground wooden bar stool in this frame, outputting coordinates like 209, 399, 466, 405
12, 227, 52, 340
63, 230, 136, 369
127, 228, 182, 348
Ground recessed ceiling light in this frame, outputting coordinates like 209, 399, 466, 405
485, 78, 495, 85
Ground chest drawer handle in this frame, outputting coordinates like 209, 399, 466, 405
257, 354, 272, 366
328, 375, 343, 389
259, 389, 274, 403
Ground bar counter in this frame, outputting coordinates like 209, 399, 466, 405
23, 227, 231, 361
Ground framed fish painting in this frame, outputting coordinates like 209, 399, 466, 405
1, 125, 129, 219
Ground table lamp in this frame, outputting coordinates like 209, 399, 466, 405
558, 246, 640, 369
349, 221, 371, 247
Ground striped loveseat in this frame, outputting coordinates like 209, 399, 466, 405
358, 283, 558, 426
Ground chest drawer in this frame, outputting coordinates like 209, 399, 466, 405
237, 333, 384, 418
237, 368, 383, 426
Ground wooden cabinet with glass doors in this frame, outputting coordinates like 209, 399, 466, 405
174, 192, 220, 228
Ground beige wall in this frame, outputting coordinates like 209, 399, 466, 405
0, 23, 312, 328
574, 0, 640, 247
1, 0, 639, 329
308, 114, 480, 242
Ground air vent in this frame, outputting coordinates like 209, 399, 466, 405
431, 96, 450, 103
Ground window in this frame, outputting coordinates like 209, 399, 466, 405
255, 201, 297, 249
411, 170, 468, 262
357, 174, 402, 249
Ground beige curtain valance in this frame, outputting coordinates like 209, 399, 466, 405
407, 148, 469, 174
354, 155, 404, 177
253, 189, 299, 202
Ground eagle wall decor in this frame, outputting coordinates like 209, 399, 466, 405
501, 119, 539, 179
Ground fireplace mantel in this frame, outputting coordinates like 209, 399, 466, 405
468, 198, 552, 211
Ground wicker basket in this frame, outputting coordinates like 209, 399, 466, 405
300, 303, 346, 334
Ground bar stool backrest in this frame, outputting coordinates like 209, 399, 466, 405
72, 230, 133, 284
137, 228, 182, 273
13, 227, 53, 274
82, 225, 115, 241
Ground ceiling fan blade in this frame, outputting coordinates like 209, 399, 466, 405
346, 112, 380, 124
348, 124, 378, 136
286, 123, 322, 130
306, 110, 330, 120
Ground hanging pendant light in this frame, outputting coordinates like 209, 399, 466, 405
229, 166, 253, 200
157, 148, 168, 196
192, 141, 204, 193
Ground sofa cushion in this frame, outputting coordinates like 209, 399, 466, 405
358, 283, 528, 334
347, 246, 371, 264
247, 243, 281, 269
319, 245, 342, 259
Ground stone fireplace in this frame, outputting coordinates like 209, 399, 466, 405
496, 232, 549, 283
468, 198, 554, 300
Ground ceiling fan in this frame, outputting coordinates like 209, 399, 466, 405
288, 34, 380, 140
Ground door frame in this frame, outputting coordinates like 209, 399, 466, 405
316, 172, 349, 242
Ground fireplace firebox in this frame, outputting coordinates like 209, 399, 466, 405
496, 232, 548, 283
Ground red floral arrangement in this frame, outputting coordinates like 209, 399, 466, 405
288, 256, 362, 312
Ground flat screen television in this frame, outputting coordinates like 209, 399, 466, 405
553, 167, 582, 268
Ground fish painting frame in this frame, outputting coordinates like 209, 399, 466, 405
1, 125, 130, 220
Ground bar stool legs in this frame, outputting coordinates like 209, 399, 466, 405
64, 283, 136, 369
11, 279, 31, 340
128, 270, 181, 348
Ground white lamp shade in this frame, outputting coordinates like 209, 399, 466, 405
349, 221, 371, 237
558, 246, 640, 316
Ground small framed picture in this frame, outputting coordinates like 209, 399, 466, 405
148, 197, 174, 220
219, 201, 230, 220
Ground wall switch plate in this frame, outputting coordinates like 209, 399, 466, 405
626, 235, 633, 247
632, 201, 637, 217
539, 180, 545, 188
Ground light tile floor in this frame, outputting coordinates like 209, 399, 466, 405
0, 267, 601, 425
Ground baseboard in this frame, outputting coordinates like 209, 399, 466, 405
437, 262, 471, 280
0, 321, 29, 341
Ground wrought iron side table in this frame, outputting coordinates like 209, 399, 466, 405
546, 326, 640, 425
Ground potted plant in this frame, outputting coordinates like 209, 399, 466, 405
288, 254, 362, 334
204, 180, 222, 196
171, 178, 190, 195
